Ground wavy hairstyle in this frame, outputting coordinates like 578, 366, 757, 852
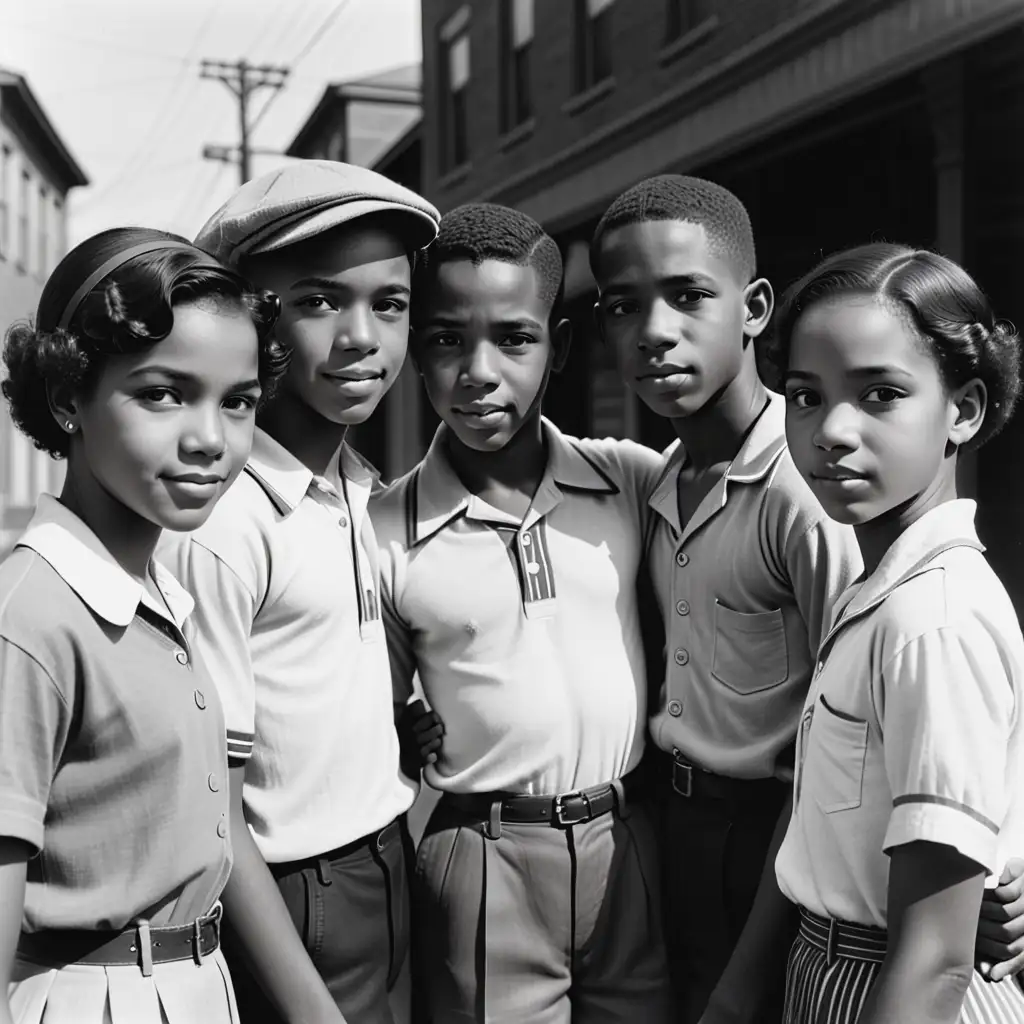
3, 227, 289, 459
766, 242, 1021, 450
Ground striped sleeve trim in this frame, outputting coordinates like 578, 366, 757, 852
892, 793, 998, 834
226, 729, 254, 761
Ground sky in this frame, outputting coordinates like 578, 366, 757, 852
2, 0, 422, 245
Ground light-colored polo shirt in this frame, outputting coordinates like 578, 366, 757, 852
159, 428, 415, 864
647, 392, 863, 780
776, 500, 1024, 928
372, 419, 663, 795
0, 495, 231, 931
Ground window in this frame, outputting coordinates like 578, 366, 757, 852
18, 170, 29, 271
665, 0, 709, 43
573, 0, 614, 94
53, 195, 65, 263
439, 7, 471, 172
38, 184, 48, 277
500, 0, 534, 131
0, 146, 9, 260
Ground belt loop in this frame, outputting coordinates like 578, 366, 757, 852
316, 857, 333, 886
483, 799, 502, 841
136, 919, 153, 977
826, 916, 838, 967
610, 778, 630, 820
191, 915, 206, 967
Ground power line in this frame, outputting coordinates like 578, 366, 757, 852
5, 19, 195, 64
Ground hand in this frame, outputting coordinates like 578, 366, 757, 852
400, 699, 445, 767
977, 857, 1024, 981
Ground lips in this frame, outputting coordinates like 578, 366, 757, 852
637, 364, 694, 380
811, 465, 868, 482
165, 473, 225, 485
323, 368, 385, 382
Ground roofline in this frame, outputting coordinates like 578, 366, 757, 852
0, 70, 89, 188
371, 116, 421, 176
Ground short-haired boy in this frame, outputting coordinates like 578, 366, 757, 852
161, 160, 439, 1024
589, 174, 1024, 1022
372, 203, 673, 1022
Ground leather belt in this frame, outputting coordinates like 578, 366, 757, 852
665, 750, 786, 807
18, 903, 222, 975
798, 906, 887, 966
443, 765, 646, 838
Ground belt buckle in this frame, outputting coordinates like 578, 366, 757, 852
672, 755, 693, 798
553, 791, 592, 826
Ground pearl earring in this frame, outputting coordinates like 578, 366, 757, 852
65, 420, 75, 432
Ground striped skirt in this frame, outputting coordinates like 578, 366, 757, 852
784, 907, 1024, 1024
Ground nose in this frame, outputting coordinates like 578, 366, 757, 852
334, 305, 380, 354
182, 404, 226, 458
638, 299, 679, 352
460, 341, 501, 389
813, 401, 858, 451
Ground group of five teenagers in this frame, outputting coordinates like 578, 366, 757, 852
0, 227, 285, 1024
770, 245, 1024, 1024
158, 160, 441, 1024
371, 203, 673, 1022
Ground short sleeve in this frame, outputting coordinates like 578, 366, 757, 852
880, 626, 1015, 873
167, 538, 260, 766
0, 639, 70, 852
381, 579, 417, 708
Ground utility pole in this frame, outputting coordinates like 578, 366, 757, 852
199, 60, 289, 184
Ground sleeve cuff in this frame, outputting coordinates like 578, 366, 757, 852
226, 729, 254, 763
884, 797, 998, 874
0, 794, 45, 856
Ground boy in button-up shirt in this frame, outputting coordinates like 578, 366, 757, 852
589, 174, 1024, 1022
161, 161, 440, 1024
372, 204, 672, 1023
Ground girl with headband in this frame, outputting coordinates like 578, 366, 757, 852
0, 227, 287, 1024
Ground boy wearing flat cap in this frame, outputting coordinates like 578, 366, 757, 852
161, 160, 439, 1024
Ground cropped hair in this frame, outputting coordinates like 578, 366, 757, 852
3, 227, 288, 459
590, 174, 756, 283
412, 203, 564, 324
767, 242, 1021, 450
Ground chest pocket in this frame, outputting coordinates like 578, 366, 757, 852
810, 695, 868, 813
711, 601, 789, 694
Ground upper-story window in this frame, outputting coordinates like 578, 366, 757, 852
37, 184, 48, 278
18, 169, 30, 272
439, 6, 471, 172
665, 0, 705, 43
573, 0, 614, 94
500, 0, 534, 131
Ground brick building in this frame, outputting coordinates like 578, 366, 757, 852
0, 69, 88, 553
410, 0, 1024, 612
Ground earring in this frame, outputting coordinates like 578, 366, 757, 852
64, 420, 76, 432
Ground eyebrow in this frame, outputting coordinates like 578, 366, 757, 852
126, 366, 262, 391
288, 276, 411, 295
600, 272, 717, 300
419, 315, 545, 331
784, 365, 914, 382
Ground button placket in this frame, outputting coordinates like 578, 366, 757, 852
666, 545, 691, 717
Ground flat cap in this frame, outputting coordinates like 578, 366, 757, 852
194, 159, 440, 265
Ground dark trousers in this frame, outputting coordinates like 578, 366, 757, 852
659, 769, 791, 1024
225, 818, 413, 1024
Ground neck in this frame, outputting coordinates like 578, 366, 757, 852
444, 411, 548, 496
59, 456, 160, 582
670, 359, 768, 470
258, 391, 349, 478
854, 461, 959, 576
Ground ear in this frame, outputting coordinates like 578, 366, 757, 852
948, 377, 986, 448
46, 381, 80, 437
551, 317, 573, 374
742, 278, 774, 340
592, 301, 607, 348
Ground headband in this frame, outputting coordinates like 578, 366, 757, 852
56, 241, 197, 331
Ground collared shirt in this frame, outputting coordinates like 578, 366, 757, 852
0, 495, 231, 931
372, 419, 663, 795
159, 428, 414, 863
776, 500, 1024, 927
647, 392, 863, 779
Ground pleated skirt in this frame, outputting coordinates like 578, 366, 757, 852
8, 948, 239, 1024
783, 932, 1024, 1024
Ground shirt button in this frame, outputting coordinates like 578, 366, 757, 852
216, 819, 228, 839
521, 534, 532, 547
674, 648, 690, 666
338, 515, 348, 528
676, 551, 689, 567
675, 600, 690, 616
668, 699, 683, 717
525, 562, 540, 575
175, 650, 189, 666
208, 773, 220, 793
194, 689, 206, 710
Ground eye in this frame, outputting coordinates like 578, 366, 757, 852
605, 300, 638, 318
138, 387, 179, 405
374, 297, 408, 315
295, 295, 336, 312
785, 388, 819, 409
674, 289, 709, 307
223, 394, 260, 413
863, 385, 905, 405
428, 332, 460, 348
499, 333, 534, 349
